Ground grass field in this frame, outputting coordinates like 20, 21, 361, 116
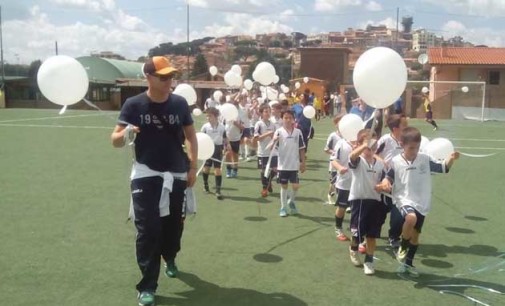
0, 108, 504, 306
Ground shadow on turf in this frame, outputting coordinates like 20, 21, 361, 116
156, 272, 307, 306
374, 270, 505, 305
445, 227, 475, 234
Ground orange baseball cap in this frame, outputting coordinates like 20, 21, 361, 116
143, 56, 179, 76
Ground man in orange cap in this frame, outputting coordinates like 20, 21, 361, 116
111, 56, 197, 306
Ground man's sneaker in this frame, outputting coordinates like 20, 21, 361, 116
261, 188, 268, 198
389, 237, 401, 249
335, 228, 349, 241
138, 291, 155, 306
288, 201, 298, 215
215, 192, 223, 200
358, 242, 367, 254
396, 246, 408, 263
279, 208, 288, 217
398, 264, 419, 278
165, 260, 178, 278
349, 247, 362, 266
363, 262, 375, 275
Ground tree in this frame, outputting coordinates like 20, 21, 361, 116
191, 54, 209, 78
269, 40, 281, 48
234, 45, 258, 62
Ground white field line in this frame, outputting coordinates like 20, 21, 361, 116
0, 112, 115, 123
313, 136, 505, 142
0, 123, 111, 129
455, 146, 505, 151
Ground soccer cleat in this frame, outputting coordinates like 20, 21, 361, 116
396, 246, 408, 263
261, 189, 268, 198
335, 228, 349, 241
279, 208, 288, 217
398, 264, 419, 278
138, 291, 155, 306
349, 247, 362, 266
345, 206, 351, 214
358, 243, 367, 254
165, 260, 178, 278
288, 201, 298, 215
363, 262, 375, 275
215, 192, 223, 200
389, 238, 401, 249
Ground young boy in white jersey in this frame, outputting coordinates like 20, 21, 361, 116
324, 114, 343, 204
200, 107, 226, 200
377, 127, 459, 277
375, 114, 408, 249
271, 110, 306, 217
254, 104, 277, 197
224, 102, 244, 178
237, 93, 253, 161
347, 129, 387, 275
330, 136, 353, 241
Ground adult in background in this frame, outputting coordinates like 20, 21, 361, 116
292, 90, 313, 155
110, 56, 198, 306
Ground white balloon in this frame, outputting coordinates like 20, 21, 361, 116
243, 79, 253, 91
461, 86, 469, 93
224, 71, 241, 87
220, 103, 239, 121
37, 55, 89, 106
273, 75, 280, 84
353, 47, 407, 109
209, 66, 218, 76
282, 85, 290, 94
196, 132, 215, 160
266, 87, 278, 101
253, 61, 276, 86
422, 86, 429, 94
295, 81, 301, 89
425, 138, 454, 160
278, 93, 287, 100
420, 136, 430, 153
192, 108, 202, 116
213, 90, 223, 101
231, 64, 242, 76
303, 76, 309, 83
338, 114, 364, 141
173, 83, 197, 106
302, 105, 316, 119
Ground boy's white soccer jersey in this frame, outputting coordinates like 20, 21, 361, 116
330, 139, 353, 190
376, 133, 403, 166
388, 153, 446, 216
348, 156, 385, 201
325, 131, 341, 171
201, 122, 226, 145
254, 119, 277, 157
239, 104, 251, 129
275, 127, 305, 171
225, 119, 242, 142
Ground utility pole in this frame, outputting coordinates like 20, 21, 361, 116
0, 5, 5, 88
186, 2, 190, 81
395, 7, 399, 51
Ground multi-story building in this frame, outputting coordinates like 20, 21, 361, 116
412, 29, 441, 52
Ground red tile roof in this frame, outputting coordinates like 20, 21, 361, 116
428, 47, 505, 65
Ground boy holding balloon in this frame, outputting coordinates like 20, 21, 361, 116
377, 127, 459, 277
200, 107, 226, 200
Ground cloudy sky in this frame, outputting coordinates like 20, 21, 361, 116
3, 0, 505, 64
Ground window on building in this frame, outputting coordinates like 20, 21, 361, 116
489, 71, 500, 85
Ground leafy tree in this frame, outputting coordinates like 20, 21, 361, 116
282, 40, 293, 49
234, 45, 258, 62
234, 40, 257, 47
269, 40, 281, 48
191, 54, 209, 78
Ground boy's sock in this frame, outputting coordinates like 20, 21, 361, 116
215, 175, 222, 193
202, 173, 209, 190
261, 173, 268, 189
280, 188, 288, 209
364, 254, 374, 263
400, 237, 411, 250
335, 216, 344, 229
405, 244, 418, 266
350, 236, 360, 251
290, 189, 298, 203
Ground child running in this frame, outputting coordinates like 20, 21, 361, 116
200, 107, 226, 200
347, 129, 387, 275
271, 110, 306, 217
377, 127, 459, 277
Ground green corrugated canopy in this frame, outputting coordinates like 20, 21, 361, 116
76, 56, 144, 84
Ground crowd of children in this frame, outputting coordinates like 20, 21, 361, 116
199, 90, 459, 277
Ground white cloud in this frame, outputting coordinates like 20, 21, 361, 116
3, 5, 170, 64
314, 0, 362, 11
365, 1, 382, 11
441, 20, 505, 47
421, 0, 505, 17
